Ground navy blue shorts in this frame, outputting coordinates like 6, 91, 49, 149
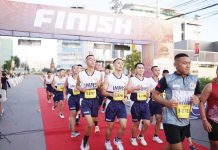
105, 100, 127, 122
131, 101, 150, 122
81, 98, 99, 117
97, 90, 105, 106
68, 95, 80, 111
46, 84, 53, 93
53, 91, 64, 102
149, 100, 163, 116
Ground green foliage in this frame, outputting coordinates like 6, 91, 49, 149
124, 50, 141, 72
12, 56, 20, 68
198, 77, 212, 91
2, 60, 11, 71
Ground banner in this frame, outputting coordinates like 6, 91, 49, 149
0, 0, 172, 43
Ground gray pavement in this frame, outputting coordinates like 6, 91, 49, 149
0, 75, 46, 150
0, 75, 210, 150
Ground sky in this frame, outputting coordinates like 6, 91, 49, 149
8, 0, 218, 69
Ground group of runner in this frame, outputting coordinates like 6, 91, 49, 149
43, 53, 218, 150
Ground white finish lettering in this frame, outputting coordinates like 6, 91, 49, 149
55, 11, 66, 29
114, 18, 132, 35
34, 9, 54, 27
66, 13, 87, 31
97, 16, 113, 33
87, 15, 98, 32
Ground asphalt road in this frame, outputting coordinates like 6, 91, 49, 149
0, 75, 46, 150
0, 75, 210, 150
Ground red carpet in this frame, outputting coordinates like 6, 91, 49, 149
38, 88, 208, 150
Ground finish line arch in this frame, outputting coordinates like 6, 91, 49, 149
0, 0, 173, 76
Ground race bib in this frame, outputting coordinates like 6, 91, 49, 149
176, 104, 191, 119
57, 86, 64, 91
113, 91, 124, 101
137, 91, 148, 101
73, 89, 80, 95
85, 89, 96, 99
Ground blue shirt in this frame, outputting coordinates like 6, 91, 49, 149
155, 72, 201, 126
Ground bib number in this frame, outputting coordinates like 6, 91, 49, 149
113, 91, 124, 101
85, 89, 96, 99
73, 89, 80, 95
176, 104, 191, 119
57, 86, 64, 91
137, 91, 148, 101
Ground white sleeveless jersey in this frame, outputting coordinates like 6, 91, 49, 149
107, 73, 129, 92
53, 76, 66, 87
45, 75, 54, 84
148, 77, 159, 89
130, 76, 151, 92
67, 76, 77, 90
79, 70, 101, 89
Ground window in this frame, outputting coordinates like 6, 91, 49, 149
18, 39, 41, 46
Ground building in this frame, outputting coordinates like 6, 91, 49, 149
121, 4, 201, 42
0, 38, 13, 68
174, 40, 218, 78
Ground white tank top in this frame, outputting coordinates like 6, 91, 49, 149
107, 73, 129, 92
130, 76, 151, 92
54, 76, 66, 87
148, 77, 158, 89
67, 76, 77, 90
45, 75, 54, 84
79, 70, 101, 89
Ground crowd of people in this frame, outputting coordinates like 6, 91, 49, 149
43, 53, 218, 150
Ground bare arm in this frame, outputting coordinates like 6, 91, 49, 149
63, 78, 68, 98
102, 77, 113, 97
126, 79, 132, 94
199, 83, 212, 132
152, 90, 178, 109
76, 76, 86, 93
51, 78, 57, 90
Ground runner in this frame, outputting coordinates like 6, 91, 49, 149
94, 60, 105, 132
102, 58, 128, 150
199, 66, 218, 150
76, 55, 102, 150
76, 64, 84, 125
127, 63, 151, 146
64, 65, 80, 138
51, 69, 67, 119
44, 70, 54, 103
152, 53, 201, 150
160, 69, 169, 130
148, 66, 163, 143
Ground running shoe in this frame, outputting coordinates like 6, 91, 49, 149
113, 138, 124, 150
130, 138, 138, 146
59, 113, 65, 119
95, 126, 100, 133
71, 131, 80, 138
105, 140, 113, 150
80, 139, 90, 150
153, 136, 163, 143
138, 136, 147, 146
